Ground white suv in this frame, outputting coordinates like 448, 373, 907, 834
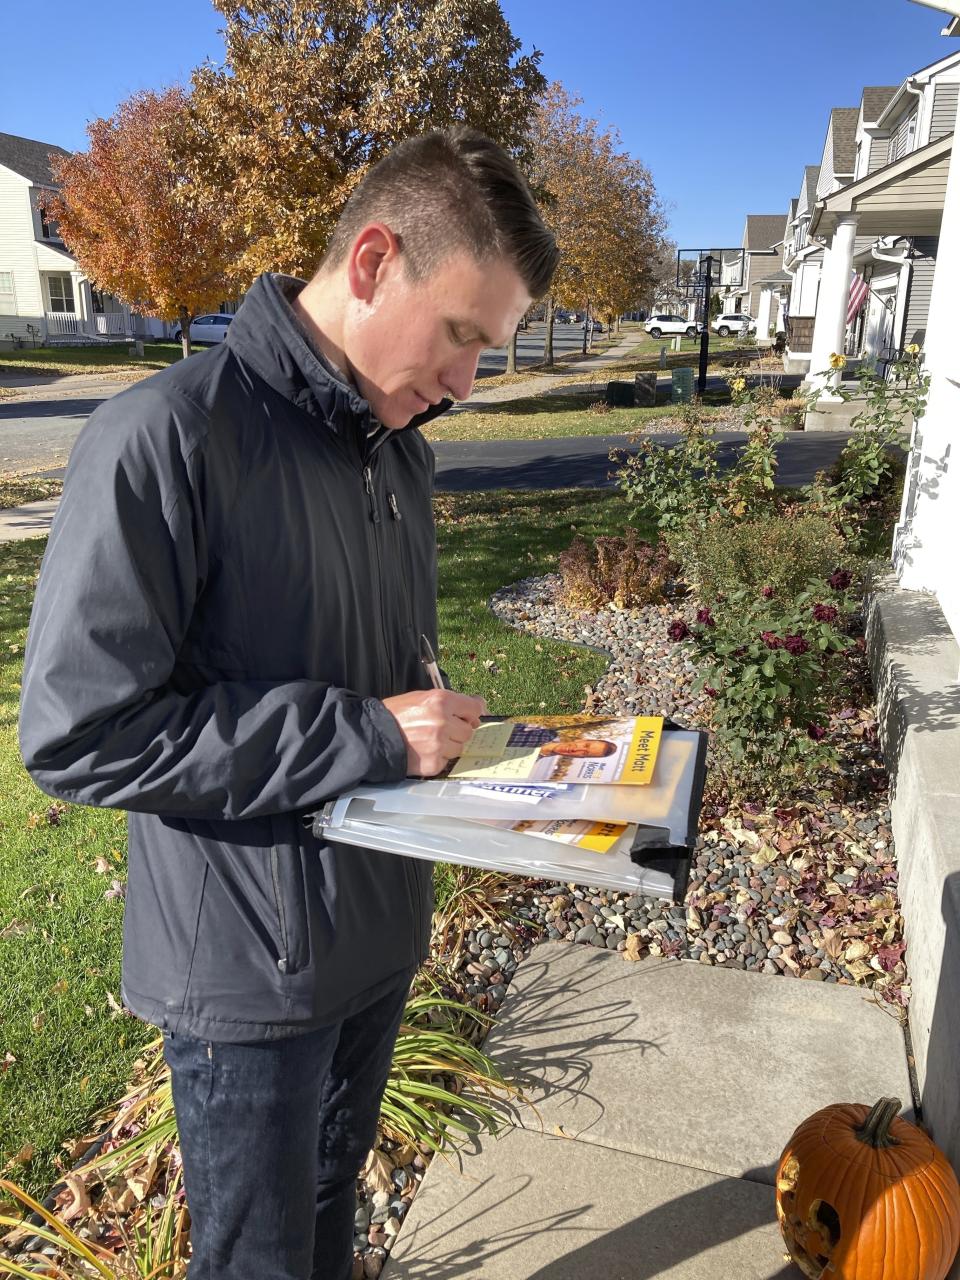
712, 313, 755, 337
643, 314, 700, 338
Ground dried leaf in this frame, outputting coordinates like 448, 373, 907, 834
361, 1148, 395, 1196
92, 857, 111, 875
622, 934, 644, 962
843, 940, 871, 963
56, 1173, 92, 1223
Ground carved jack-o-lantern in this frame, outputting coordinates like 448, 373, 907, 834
775, 1098, 960, 1279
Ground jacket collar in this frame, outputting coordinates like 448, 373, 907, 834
225, 272, 452, 440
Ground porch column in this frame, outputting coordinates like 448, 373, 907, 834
893, 85, 960, 651
755, 287, 774, 346
806, 215, 858, 400
75, 275, 94, 337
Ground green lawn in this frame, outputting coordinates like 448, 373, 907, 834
423, 389, 740, 442
0, 343, 184, 379
0, 488, 645, 1195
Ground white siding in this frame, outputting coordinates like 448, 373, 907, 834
0, 164, 44, 343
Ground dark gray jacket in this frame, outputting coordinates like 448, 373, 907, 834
19, 273, 452, 1041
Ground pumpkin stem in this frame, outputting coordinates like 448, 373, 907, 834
854, 1097, 902, 1148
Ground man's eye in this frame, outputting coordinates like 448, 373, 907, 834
449, 325, 468, 346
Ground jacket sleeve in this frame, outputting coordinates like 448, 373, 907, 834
18, 386, 408, 821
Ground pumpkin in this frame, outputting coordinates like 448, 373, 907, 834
775, 1097, 960, 1279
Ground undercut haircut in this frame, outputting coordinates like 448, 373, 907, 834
321, 127, 558, 299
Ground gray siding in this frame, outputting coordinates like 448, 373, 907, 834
868, 135, 890, 173
903, 236, 939, 347
888, 107, 919, 162
930, 82, 959, 142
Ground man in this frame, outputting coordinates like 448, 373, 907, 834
19, 127, 558, 1280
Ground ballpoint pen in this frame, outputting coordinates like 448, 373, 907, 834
420, 633, 445, 690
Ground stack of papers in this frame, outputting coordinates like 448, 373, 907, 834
313, 716, 708, 901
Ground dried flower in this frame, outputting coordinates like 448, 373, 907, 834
812, 603, 839, 623
695, 607, 715, 627
667, 618, 690, 642
760, 631, 782, 649
806, 723, 827, 741
703, 686, 719, 698
783, 634, 810, 656
828, 568, 853, 591
760, 586, 774, 599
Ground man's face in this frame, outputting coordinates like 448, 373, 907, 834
541, 739, 614, 759
342, 241, 531, 429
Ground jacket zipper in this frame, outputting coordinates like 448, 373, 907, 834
270, 847, 290, 974
366, 440, 424, 959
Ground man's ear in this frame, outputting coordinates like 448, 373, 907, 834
346, 222, 401, 303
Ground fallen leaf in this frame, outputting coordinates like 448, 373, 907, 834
106, 990, 124, 1018
361, 1148, 395, 1196
31, 1010, 46, 1033
0, 919, 29, 940
622, 934, 644, 962
50, 979, 69, 996
844, 940, 871, 963
56, 1173, 91, 1223
92, 857, 111, 875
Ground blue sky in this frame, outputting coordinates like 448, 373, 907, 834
0, 0, 952, 249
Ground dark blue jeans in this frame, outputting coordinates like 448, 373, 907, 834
163, 969, 415, 1280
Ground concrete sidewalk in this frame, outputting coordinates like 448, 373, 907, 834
383, 942, 914, 1279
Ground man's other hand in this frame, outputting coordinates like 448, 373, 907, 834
381, 689, 487, 777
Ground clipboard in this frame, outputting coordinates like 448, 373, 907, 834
311, 724, 708, 902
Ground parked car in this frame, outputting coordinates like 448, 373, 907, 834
172, 313, 235, 345
643, 314, 700, 338
712, 313, 755, 337
591, 320, 605, 333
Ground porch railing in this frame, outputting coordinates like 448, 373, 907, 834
45, 311, 80, 336
95, 312, 129, 336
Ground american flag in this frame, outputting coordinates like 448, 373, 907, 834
847, 272, 870, 325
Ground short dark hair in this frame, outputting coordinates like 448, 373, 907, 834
320, 127, 558, 299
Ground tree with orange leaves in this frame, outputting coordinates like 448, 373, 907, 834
47, 88, 241, 357
183, 0, 547, 283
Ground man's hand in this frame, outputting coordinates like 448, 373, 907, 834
382, 689, 487, 777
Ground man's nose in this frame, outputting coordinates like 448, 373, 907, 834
441, 348, 481, 403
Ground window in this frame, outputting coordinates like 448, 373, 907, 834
0, 271, 13, 295
39, 207, 60, 240
47, 276, 75, 313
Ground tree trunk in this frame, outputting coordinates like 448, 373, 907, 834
506, 326, 518, 375
544, 296, 555, 366
581, 307, 589, 356
178, 306, 192, 359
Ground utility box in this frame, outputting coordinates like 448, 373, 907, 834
634, 372, 657, 407
671, 367, 694, 404
605, 380, 635, 407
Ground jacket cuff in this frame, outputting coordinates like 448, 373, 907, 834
361, 697, 410, 782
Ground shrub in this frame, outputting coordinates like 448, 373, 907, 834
612, 400, 723, 534
677, 511, 846, 603
801, 351, 928, 547
676, 579, 856, 800
558, 530, 675, 610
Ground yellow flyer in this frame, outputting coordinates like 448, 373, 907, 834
476, 816, 629, 852
447, 715, 663, 786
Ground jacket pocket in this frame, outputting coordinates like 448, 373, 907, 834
268, 812, 310, 975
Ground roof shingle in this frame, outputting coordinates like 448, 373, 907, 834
830, 107, 861, 176
744, 214, 787, 251
862, 86, 898, 122
0, 131, 71, 185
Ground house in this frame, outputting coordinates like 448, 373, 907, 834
789, 51, 959, 391
0, 129, 176, 348
716, 213, 784, 321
